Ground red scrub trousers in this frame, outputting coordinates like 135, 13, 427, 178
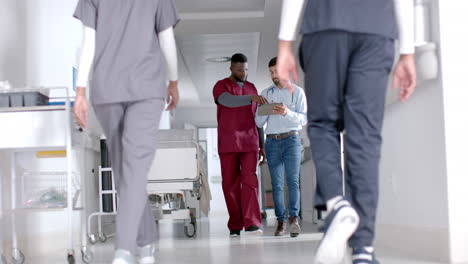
219, 151, 262, 230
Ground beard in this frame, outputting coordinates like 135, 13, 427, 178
273, 78, 281, 86
234, 76, 247, 82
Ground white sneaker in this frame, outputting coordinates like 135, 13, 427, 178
112, 249, 136, 264
314, 200, 360, 264
138, 244, 156, 264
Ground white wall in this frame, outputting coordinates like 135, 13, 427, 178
437, 1, 468, 263
24, 0, 82, 98
377, 80, 450, 261
0, 0, 27, 87
0, 0, 14, 80
1, 0, 83, 91
376, 0, 451, 261
1, 0, 83, 95
205, 129, 221, 179
377, 1, 468, 263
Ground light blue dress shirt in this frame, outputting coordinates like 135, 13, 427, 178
255, 84, 307, 135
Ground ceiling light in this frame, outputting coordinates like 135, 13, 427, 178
206, 56, 231, 63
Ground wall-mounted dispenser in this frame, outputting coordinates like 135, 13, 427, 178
414, 0, 438, 82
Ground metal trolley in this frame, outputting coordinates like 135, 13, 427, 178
0, 87, 99, 264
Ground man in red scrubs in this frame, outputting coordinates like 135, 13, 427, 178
213, 53, 268, 236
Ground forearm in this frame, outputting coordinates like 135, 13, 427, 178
217, 92, 252, 108
278, 0, 306, 41
257, 127, 265, 149
285, 110, 307, 126
76, 26, 96, 88
394, 0, 415, 54
158, 27, 178, 81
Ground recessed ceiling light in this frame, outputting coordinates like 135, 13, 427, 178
206, 56, 231, 63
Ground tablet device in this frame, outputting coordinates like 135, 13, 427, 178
257, 103, 282, 116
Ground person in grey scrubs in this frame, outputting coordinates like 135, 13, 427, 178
73, 0, 180, 263
276, 0, 417, 263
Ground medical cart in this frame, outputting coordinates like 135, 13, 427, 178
0, 87, 99, 264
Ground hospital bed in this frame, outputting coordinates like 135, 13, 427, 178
147, 129, 205, 238
86, 129, 208, 242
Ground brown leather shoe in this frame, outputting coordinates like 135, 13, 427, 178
289, 216, 301, 237
274, 221, 286, 236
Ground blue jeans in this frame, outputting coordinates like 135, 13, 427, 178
265, 134, 302, 221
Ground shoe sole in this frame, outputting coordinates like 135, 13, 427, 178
246, 230, 263, 235
352, 255, 380, 264
290, 232, 300, 238
314, 207, 359, 264
352, 255, 381, 264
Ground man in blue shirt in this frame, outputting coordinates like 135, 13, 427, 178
255, 57, 307, 237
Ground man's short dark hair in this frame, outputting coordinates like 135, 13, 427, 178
268, 57, 277, 68
231, 53, 248, 64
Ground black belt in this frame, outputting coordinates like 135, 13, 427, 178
267, 130, 299, 140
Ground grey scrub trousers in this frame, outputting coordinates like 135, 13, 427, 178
73, 0, 180, 255
94, 99, 165, 253
299, 0, 398, 248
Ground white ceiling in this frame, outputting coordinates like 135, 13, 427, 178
174, 0, 283, 109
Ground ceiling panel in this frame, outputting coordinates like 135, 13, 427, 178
176, 0, 265, 13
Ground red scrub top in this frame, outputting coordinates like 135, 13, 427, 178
213, 78, 259, 153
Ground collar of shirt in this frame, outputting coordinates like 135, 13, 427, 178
265, 84, 295, 104
260, 84, 303, 135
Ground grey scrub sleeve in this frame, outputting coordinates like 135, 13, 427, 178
155, 0, 181, 33
73, 0, 97, 29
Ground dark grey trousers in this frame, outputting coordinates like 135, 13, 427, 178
94, 98, 165, 255
300, 30, 395, 247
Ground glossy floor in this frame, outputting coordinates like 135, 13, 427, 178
10, 215, 447, 264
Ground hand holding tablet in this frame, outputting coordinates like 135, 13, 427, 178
258, 103, 284, 116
